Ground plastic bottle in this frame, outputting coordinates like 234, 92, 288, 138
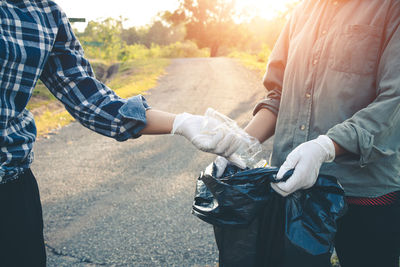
203, 108, 267, 169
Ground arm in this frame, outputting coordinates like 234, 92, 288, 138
333, 141, 347, 157
274, 10, 400, 197
326, 14, 400, 167
40, 8, 148, 141
39, 6, 254, 161
244, 108, 277, 143
139, 110, 176, 135
213, 16, 293, 176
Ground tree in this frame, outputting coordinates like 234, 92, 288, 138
242, 16, 287, 52
164, 0, 243, 57
78, 17, 124, 61
121, 27, 141, 45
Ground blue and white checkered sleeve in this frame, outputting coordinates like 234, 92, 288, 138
40, 6, 149, 141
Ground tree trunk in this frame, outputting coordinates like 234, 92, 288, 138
210, 44, 219, 57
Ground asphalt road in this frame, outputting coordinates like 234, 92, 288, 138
32, 57, 273, 266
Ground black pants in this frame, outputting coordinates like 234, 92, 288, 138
0, 169, 46, 267
335, 202, 400, 267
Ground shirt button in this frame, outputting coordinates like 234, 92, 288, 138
300, 125, 306, 131
305, 93, 311, 98
313, 59, 318, 65
322, 30, 327, 35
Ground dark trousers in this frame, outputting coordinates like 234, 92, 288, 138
335, 202, 400, 267
0, 169, 46, 267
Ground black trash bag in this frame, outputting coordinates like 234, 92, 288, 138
192, 163, 347, 267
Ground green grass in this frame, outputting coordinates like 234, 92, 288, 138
35, 110, 75, 137
229, 51, 266, 77
27, 81, 56, 110
29, 58, 170, 137
331, 254, 340, 267
109, 58, 170, 98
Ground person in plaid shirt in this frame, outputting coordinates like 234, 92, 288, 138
0, 1, 250, 265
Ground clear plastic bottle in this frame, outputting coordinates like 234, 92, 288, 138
203, 108, 267, 169
234, 137, 267, 168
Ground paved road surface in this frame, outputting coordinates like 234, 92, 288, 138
32, 57, 273, 266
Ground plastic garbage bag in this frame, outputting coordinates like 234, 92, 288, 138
192, 163, 347, 267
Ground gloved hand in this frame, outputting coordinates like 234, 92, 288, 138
214, 156, 229, 178
171, 113, 247, 168
271, 135, 335, 197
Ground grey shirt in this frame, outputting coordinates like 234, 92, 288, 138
255, 0, 400, 197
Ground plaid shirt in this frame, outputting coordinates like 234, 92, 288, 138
0, 0, 149, 183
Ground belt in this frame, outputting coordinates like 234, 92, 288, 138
346, 191, 400, 206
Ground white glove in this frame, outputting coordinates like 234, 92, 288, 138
171, 113, 246, 168
214, 156, 229, 178
271, 135, 335, 197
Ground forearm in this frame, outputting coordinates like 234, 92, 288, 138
332, 139, 347, 157
244, 108, 277, 143
139, 109, 176, 135
139, 107, 279, 139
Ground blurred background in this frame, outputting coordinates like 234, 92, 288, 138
60, 0, 299, 59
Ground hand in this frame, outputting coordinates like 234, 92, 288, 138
214, 156, 248, 178
214, 156, 229, 178
171, 113, 248, 168
271, 135, 335, 197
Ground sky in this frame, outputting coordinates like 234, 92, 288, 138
54, 0, 296, 31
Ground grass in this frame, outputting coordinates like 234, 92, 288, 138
331, 254, 340, 267
29, 58, 170, 137
109, 58, 170, 98
228, 47, 271, 78
34, 110, 75, 137
229, 52, 266, 77
27, 82, 56, 110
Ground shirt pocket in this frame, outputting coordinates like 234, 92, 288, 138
329, 25, 382, 75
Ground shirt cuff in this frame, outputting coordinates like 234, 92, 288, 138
118, 95, 151, 140
253, 98, 280, 116
326, 122, 394, 167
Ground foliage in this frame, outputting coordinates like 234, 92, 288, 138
77, 18, 124, 62
160, 41, 210, 58
240, 16, 287, 53
331, 254, 341, 267
161, 0, 301, 57
163, 0, 247, 57
116, 41, 208, 62
75, 0, 300, 61
76, 17, 206, 62
139, 21, 186, 47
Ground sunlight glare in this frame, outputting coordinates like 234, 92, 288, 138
236, 0, 298, 20
55, 0, 298, 32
